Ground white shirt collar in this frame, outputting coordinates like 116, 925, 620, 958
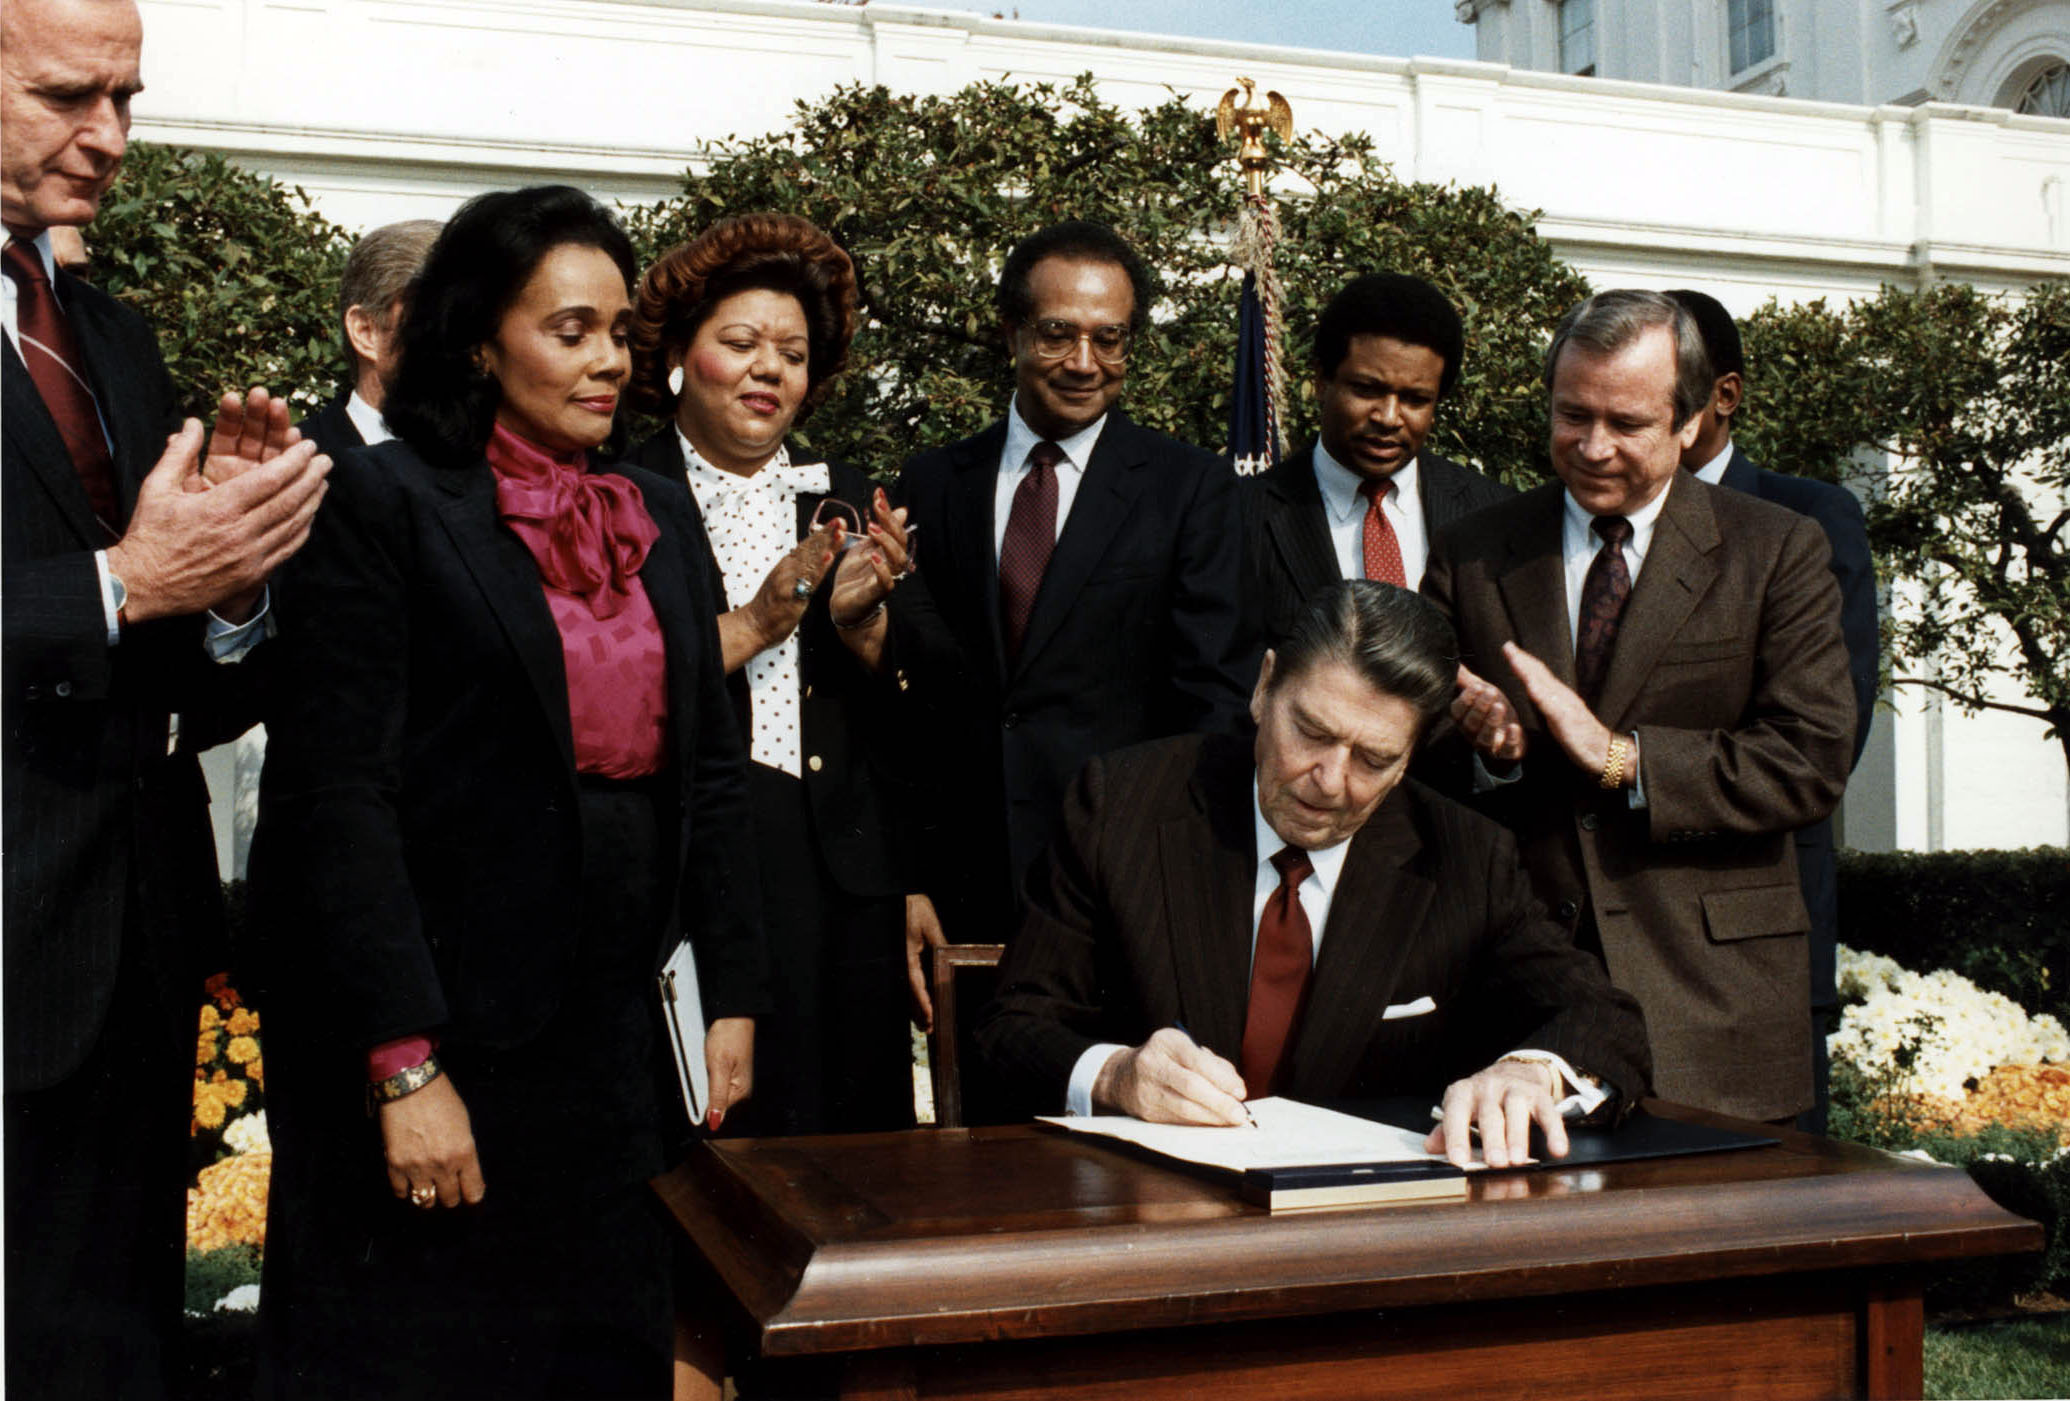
1561, 470, 1676, 563
1313, 439, 1419, 526
1003, 396, 1104, 475
5, 230, 57, 283
345, 390, 393, 446
675, 427, 829, 497
1692, 438, 1734, 486
1250, 774, 1355, 899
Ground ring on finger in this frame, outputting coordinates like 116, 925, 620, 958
791, 577, 814, 601
410, 1185, 436, 1208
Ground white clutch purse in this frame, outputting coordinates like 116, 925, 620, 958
657, 939, 710, 1122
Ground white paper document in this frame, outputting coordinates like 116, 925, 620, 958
1039, 1096, 1447, 1173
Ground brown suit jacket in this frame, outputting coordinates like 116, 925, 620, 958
1421, 476, 1854, 1121
975, 732, 1651, 1118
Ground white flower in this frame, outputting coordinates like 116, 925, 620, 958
222, 1110, 270, 1156
1829, 946, 2067, 1099
1896, 1148, 1944, 1165
214, 1284, 261, 1314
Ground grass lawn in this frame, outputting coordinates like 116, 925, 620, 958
1927, 1317, 2070, 1399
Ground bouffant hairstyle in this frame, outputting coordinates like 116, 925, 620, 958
628, 213, 858, 419
383, 186, 637, 469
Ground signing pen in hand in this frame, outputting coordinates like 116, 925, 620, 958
1173, 1021, 1259, 1129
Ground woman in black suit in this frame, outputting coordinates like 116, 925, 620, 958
625, 213, 916, 1135
249, 186, 764, 1400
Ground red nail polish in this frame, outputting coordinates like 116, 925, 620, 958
707, 1109, 723, 1132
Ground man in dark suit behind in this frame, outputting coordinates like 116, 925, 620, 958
890, 220, 1254, 965
2, 0, 330, 1393
1247, 272, 1511, 641
978, 582, 1649, 1166
295, 217, 441, 458
1423, 290, 1855, 1124
1667, 288, 1879, 1132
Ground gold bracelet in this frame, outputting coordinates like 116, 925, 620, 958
1599, 735, 1629, 791
370, 1054, 444, 1105
1499, 1055, 1563, 1098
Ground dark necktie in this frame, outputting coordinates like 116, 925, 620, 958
4, 240, 118, 533
998, 439, 1062, 662
1575, 514, 1634, 705
1240, 845, 1316, 1098
1358, 477, 1405, 586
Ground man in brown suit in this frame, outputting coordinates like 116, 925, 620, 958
977, 582, 1650, 1167
1421, 289, 1854, 1123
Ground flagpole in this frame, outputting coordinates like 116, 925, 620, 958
1218, 77, 1294, 477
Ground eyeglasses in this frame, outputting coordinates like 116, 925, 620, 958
1023, 319, 1132, 366
809, 496, 868, 550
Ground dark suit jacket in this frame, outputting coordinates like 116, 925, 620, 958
1246, 443, 1513, 642
293, 390, 366, 462
248, 439, 766, 1056
629, 429, 906, 897
1715, 446, 1879, 1010
1422, 476, 1855, 1121
3, 271, 247, 1091
889, 408, 1256, 941
976, 732, 1651, 1116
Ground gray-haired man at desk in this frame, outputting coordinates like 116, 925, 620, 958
976, 582, 1652, 1167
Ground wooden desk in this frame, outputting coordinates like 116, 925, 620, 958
655, 1104, 2040, 1400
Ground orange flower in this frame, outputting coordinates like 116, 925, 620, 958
221, 1079, 248, 1109
226, 1036, 260, 1066
199, 1004, 222, 1032
203, 971, 241, 1010
226, 1008, 259, 1037
197, 1031, 219, 1067
246, 1058, 265, 1090
193, 1090, 226, 1131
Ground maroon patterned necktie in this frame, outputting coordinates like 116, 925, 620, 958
1358, 477, 1406, 586
998, 439, 1062, 662
4, 240, 119, 533
1240, 845, 1316, 1098
1575, 514, 1634, 705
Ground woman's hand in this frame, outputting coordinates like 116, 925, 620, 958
904, 893, 949, 1031
827, 488, 913, 628
719, 529, 837, 672
380, 1074, 487, 1209
703, 1016, 755, 1132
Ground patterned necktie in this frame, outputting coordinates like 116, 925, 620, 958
998, 439, 1062, 663
1575, 514, 1634, 705
1358, 477, 1405, 587
3, 240, 118, 532
1240, 845, 1316, 1098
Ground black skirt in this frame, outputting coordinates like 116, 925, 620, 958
719, 763, 911, 1137
259, 777, 688, 1401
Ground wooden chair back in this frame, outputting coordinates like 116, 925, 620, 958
927, 943, 1005, 1129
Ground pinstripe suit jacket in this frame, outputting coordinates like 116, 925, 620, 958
3, 273, 248, 1091
975, 732, 1651, 1117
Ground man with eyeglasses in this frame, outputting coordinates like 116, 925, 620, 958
889, 221, 1254, 1080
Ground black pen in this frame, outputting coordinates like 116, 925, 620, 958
1173, 1021, 1259, 1129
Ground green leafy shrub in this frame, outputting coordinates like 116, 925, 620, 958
625, 75, 1589, 481
86, 143, 350, 419
1836, 849, 2070, 1024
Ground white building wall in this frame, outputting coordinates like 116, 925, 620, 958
134, 0, 2070, 853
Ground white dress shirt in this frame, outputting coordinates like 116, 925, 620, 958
678, 430, 830, 778
4, 230, 265, 661
992, 398, 1105, 558
345, 389, 393, 447
1313, 443, 1429, 589
1065, 773, 1604, 1118
1691, 439, 1734, 486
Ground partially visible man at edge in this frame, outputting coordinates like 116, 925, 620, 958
296, 217, 442, 457
2, 0, 330, 1393
1667, 287, 1880, 1134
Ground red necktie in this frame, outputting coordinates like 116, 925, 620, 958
1359, 477, 1405, 587
1240, 845, 1316, 1098
998, 440, 1062, 662
4, 240, 119, 533
1575, 514, 1634, 705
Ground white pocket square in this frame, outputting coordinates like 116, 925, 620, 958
1381, 996, 1437, 1020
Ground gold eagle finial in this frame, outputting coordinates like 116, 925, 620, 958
1216, 76, 1294, 198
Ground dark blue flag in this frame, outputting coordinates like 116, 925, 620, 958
1228, 269, 1277, 477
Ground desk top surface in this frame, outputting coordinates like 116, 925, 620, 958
654, 1102, 2041, 1356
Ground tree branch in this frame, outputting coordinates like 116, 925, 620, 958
1892, 675, 2060, 725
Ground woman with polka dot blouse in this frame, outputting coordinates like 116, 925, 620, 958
626, 213, 918, 1136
